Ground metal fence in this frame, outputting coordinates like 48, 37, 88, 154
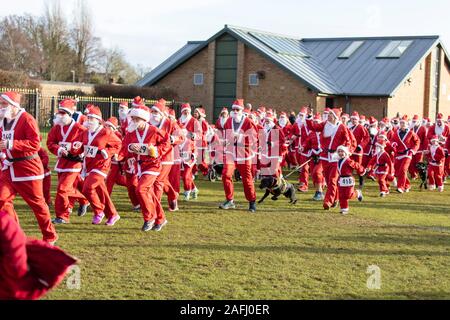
0, 87, 185, 139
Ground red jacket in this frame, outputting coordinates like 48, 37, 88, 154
0, 211, 77, 300
337, 157, 365, 187
366, 151, 394, 176
47, 121, 87, 173
349, 124, 370, 154
119, 124, 170, 177
38, 147, 51, 177
427, 124, 450, 141
390, 129, 420, 160
427, 145, 446, 167
258, 125, 288, 164
154, 117, 184, 165
413, 125, 428, 152
306, 119, 353, 162
301, 131, 322, 158
222, 117, 258, 163
0, 110, 45, 182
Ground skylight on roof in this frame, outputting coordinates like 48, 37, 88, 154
248, 32, 310, 57
377, 40, 413, 58
338, 41, 364, 59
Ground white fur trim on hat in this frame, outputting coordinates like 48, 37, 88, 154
151, 105, 165, 116
0, 94, 20, 108
105, 121, 117, 129
129, 108, 150, 122
232, 104, 244, 111
337, 145, 351, 156
87, 113, 102, 121
58, 107, 74, 116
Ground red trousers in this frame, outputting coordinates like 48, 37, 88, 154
394, 157, 412, 191
168, 164, 181, 194
125, 173, 140, 207
106, 163, 127, 194
82, 172, 117, 218
55, 172, 88, 221
222, 162, 256, 202
445, 157, 450, 177
338, 185, 356, 210
68, 175, 89, 209
311, 161, 324, 187
0, 170, 57, 242
351, 153, 363, 165
154, 164, 173, 219
286, 151, 298, 167
136, 174, 165, 224
43, 173, 52, 206
296, 154, 309, 188
428, 165, 444, 187
182, 164, 196, 192
322, 160, 339, 209
409, 152, 423, 179
376, 173, 391, 193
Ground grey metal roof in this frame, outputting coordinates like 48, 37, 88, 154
135, 41, 204, 87
136, 25, 445, 97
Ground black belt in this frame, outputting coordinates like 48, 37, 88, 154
340, 175, 352, 178
328, 149, 336, 153
63, 154, 84, 163
7, 154, 38, 163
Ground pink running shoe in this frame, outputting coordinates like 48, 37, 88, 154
105, 215, 121, 226
92, 213, 105, 225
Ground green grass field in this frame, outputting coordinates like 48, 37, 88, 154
14, 148, 450, 300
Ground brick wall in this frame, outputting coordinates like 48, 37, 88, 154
348, 97, 388, 119
388, 57, 427, 119
439, 54, 450, 116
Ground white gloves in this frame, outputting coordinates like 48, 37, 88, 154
101, 149, 109, 160
57, 147, 68, 157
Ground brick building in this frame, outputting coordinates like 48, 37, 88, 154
136, 25, 450, 123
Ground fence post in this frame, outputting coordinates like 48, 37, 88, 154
35, 88, 40, 126
109, 96, 113, 118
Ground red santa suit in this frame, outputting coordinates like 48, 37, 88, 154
390, 117, 420, 192
258, 112, 287, 177
179, 103, 203, 176
195, 107, 210, 176
426, 136, 446, 190
119, 106, 170, 226
336, 147, 365, 213
294, 116, 313, 190
445, 134, 450, 178
75, 107, 121, 223
221, 100, 258, 204
105, 118, 127, 194
0, 93, 57, 243
302, 124, 324, 189
38, 147, 52, 206
366, 139, 394, 195
306, 108, 353, 209
427, 114, 450, 142
348, 112, 370, 166
409, 116, 428, 178
47, 110, 88, 222
0, 211, 77, 300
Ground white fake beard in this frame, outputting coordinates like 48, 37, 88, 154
149, 114, 162, 127
87, 120, 100, 133
119, 110, 128, 121
220, 116, 227, 127
375, 147, 383, 155
435, 124, 444, 136
430, 145, 438, 154
278, 118, 287, 128
0, 106, 13, 120
369, 127, 379, 136
180, 114, 191, 124
323, 121, 338, 138
296, 116, 304, 126
264, 122, 275, 132
127, 121, 139, 133
232, 112, 244, 123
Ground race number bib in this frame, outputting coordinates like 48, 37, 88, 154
59, 142, 72, 152
85, 146, 99, 158
339, 177, 355, 187
137, 144, 149, 156
1, 130, 13, 142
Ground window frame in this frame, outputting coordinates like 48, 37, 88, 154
249, 73, 259, 86
377, 40, 413, 59
338, 41, 365, 59
193, 73, 204, 86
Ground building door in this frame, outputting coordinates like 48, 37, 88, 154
325, 97, 335, 108
213, 34, 238, 120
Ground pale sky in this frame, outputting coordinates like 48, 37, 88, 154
3, 0, 450, 70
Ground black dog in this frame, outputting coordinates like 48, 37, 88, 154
416, 162, 428, 190
258, 176, 297, 204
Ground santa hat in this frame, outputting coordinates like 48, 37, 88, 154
378, 131, 388, 141
243, 105, 251, 115
375, 138, 386, 148
167, 108, 176, 118
151, 101, 166, 117
279, 112, 287, 118
381, 117, 390, 124
132, 96, 145, 108
430, 135, 439, 142
437, 113, 444, 120
351, 111, 360, 120
58, 98, 77, 115
86, 106, 102, 121
83, 104, 95, 115
400, 115, 409, 123
0, 91, 21, 108
329, 108, 342, 119
196, 107, 206, 118
129, 105, 150, 122
119, 101, 129, 108
323, 108, 331, 114
232, 99, 245, 111
257, 106, 266, 114
412, 115, 419, 121
299, 106, 308, 115
313, 113, 322, 121
180, 103, 192, 114
336, 145, 351, 157
220, 107, 229, 116
368, 116, 378, 126
265, 111, 275, 122
105, 117, 119, 129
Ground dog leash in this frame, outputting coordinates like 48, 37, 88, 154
284, 159, 312, 179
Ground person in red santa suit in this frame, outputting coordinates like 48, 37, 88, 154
348, 111, 370, 190
0, 211, 78, 300
335, 145, 364, 215
62, 98, 87, 125
118, 101, 130, 135
361, 116, 380, 182
258, 111, 287, 178
359, 115, 367, 128
75, 106, 122, 226
277, 112, 291, 169
193, 107, 210, 177
149, 101, 184, 215
105, 117, 128, 194
215, 107, 229, 131
365, 138, 394, 197
379, 117, 395, 141
38, 143, 52, 207
445, 133, 450, 179
301, 113, 325, 201
427, 113, 449, 146
391, 117, 400, 131
409, 115, 428, 179
178, 103, 201, 199
341, 113, 350, 127
219, 99, 258, 212
306, 107, 353, 210
391, 115, 420, 193
424, 135, 446, 192
47, 101, 89, 224
0, 92, 58, 244
119, 105, 170, 231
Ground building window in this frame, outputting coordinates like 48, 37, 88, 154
377, 40, 413, 59
194, 73, 204, 86
338, 41, 364, 59
325, 97, 335, 108
249, 73, 259, 86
